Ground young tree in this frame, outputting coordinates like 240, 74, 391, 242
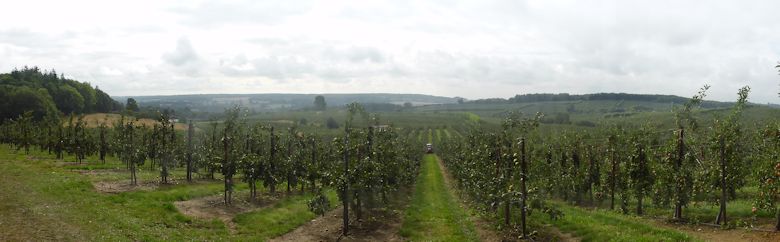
628, 127, 654, 215
98, 120, 109, 164
754, 122, 780, 231
341, 102, 366, 235
219, 107, 244, 205
243, 124, 269, 202
186, 121, 195, 182
711, 86, 750, 225
156, 111, 177, 184
70, 115, 89, 164
666, 85, 709, 220
502, 111, 540, 237
265, 126, 279, 194
14, 111, 34, 154
118, 117, 146, 185
586, 144, 601, 205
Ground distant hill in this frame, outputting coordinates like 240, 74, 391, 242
116, 93, 458, 113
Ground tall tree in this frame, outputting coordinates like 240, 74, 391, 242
313, 95, 327, 111
126, 98, 140, 112
54, 85, 85, 114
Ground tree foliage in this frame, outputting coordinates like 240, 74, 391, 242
0, 66, 121, 120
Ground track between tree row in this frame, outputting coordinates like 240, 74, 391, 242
400, 154, 480, 241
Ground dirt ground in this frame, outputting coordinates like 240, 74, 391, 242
270, 206, 406, 242
92, 180, 158, 193
652, 219, 780, 242
175, 191, 281, 234
271, 185, 412, 241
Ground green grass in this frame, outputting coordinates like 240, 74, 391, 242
533, 201, 697, 242
400, 154, 478, 241
641, 193, 777, 224
234, 190, 338, 239
0, 146, 229, 241
0, 145, 336, 241
443, 129, 452, 140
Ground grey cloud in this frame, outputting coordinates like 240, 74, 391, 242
0, 29, 73, 49
2, 0, 779, 103
322, 46, 385, 63
163, 37, 200, 66
218, 54, 315, 81
169, 0, 313, 27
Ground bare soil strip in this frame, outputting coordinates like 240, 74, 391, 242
270, 206, 406, 242
650, 219, 780, 242
175, 191, 281, 234
92, 180, 157, 193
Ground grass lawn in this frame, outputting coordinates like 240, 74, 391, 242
532, 201, 698, 242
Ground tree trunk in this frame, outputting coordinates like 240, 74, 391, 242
343, 132, 350, 236
716, 137, 727, 225
519, 137, 528, 238
610, 148, 617, 211
637, 145, 646, 215
637, 195, 644, 215
674, 128, 684, 220
131, 162, 137, 185
270, 127, 277, 194
504, 138, 512, 226
774, 207, 780, 231
187, 121, 193, 182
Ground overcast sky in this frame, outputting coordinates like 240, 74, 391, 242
1, 0, 779, 103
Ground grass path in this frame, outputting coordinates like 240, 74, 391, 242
534, 202, 697, 242
400, 154, 478, 241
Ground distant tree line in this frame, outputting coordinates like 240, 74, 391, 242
508, 93, 692, 103
0, 66, 122, 121
470, 93, 733, 108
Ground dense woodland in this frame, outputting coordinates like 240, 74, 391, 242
0, 67, 122, 121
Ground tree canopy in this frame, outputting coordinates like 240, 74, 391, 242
0, 66, 122, 121
313, 95, 327, 111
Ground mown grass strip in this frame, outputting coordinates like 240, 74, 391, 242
535, 201, 698, 242
400, 154, 478, 241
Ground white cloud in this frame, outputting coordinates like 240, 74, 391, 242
0, 0, 778, 103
